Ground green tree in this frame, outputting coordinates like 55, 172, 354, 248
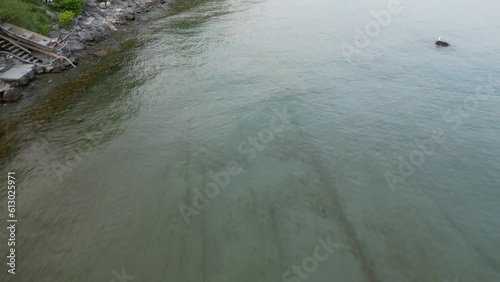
58, 10, 75, 27
53, 0, 85, 14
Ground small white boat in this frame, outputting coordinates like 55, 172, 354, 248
0, 22, 53, 51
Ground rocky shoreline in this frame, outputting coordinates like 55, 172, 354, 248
61, 0, 170, 53
0, 0, 171, 104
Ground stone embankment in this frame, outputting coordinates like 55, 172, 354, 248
55, 0, 168, 53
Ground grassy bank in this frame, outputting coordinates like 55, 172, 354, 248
0, 0, 84, 35
0, 0, 53, 35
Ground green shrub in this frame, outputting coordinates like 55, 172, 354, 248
0, 0, 53, 35
53, 0, 84, 14
58, 10, 75, 27
21, 0, 44, 5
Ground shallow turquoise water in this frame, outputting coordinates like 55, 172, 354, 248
1, 0, 500, 281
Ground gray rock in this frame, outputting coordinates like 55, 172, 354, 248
48, 24, 60, 36
85, 3, 106, 17
35, 66, 44, 74
86, 1, 97, 8
93, 50, 108, 57
51, 61, 65, 72
66, 35, 81, 42
67, 41, 86, 52
26, 69, 36, 80
45, 10, 58, 21
94, 34, 105, 43
62, 59, 73, 68
17, 77, 29, 86
14, 69, 35, 86
77, 31, 94, 42
68, 56, 78, 64
44, 66, 54, 73
98, 26, 107, 33
94, 10, 106, 18
0, 82, 10, 93
3, 87, 22, 103
126, 14, 135, 20
103, 21, 118, 31
48, 30, 60, 38
85, 16, 95, 25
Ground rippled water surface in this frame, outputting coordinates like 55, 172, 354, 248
1, 0, 500, 281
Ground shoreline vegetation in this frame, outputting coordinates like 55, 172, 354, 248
0, 0, 53, 35
0, 0, 171, 104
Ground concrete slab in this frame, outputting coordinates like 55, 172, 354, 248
0, 64, 33, 82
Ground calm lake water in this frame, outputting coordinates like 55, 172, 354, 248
1, 0, 499, 281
